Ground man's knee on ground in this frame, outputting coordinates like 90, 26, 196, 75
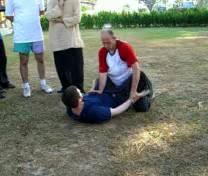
133, 97, 150, 112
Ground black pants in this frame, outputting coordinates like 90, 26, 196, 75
0, 38, 9, 88
133, 71, 153, 112
53, 48, 84, 92
96, 71, 153, 112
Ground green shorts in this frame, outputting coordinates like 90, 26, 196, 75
13, 41, 44, 54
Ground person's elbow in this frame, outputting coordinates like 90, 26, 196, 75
131, 62, 140, 73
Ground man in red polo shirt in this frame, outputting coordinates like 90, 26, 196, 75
90, 29, 153, 112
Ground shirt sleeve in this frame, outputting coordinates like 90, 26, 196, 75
5, 0, 14, 16
121, 43, 138, 67
45, 4, 62, 20
62, 0, 81, 27
39, 0, 45, 11
99, 48, 108, 73
66, 107, 80, 121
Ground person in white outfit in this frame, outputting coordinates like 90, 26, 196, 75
6, 0, 52, 97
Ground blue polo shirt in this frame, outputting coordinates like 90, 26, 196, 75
67, 93, 117, 123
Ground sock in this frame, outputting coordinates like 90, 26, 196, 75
40, 79, 46, 87
24, 82, 30, 89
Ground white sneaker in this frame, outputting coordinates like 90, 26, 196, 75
41, 84, 53, 94
23, 87, 31, 97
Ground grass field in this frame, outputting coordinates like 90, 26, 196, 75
0, 27, 208, 176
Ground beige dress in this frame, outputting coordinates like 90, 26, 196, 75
45, 0, 84, 52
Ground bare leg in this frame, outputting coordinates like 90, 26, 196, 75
34, 53, 45, 80
19, 53, 29, 83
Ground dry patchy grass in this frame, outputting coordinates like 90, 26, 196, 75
0, 28, 208, 176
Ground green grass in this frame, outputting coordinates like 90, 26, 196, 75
0, 27, 208, 176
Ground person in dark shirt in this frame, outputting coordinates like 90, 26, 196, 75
62, 86, 150, 123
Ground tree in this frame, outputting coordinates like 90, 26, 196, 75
196, 0, 208, 8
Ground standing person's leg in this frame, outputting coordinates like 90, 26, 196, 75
0, 36, 15, 89
133, 71, 153, 112
13, 42, 31, 97
33, 41, 52, 93
54, 49, 73, 92
34, 52, 45, 79
19, 53, 31, 97
19, 53, 29, 84
71, 48, 84, 93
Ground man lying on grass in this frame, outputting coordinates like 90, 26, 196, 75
62, 86, 150, 123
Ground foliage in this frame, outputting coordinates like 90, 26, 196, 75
80, 8, 208, 28
40, 8, 208, 30
196, 0, 208, 8
40, 16, 49, 31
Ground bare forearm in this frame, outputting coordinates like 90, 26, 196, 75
131, 70, 140, 94
111, 99, 132, 117
130, 63, 140, 95
98, 73, 107, 93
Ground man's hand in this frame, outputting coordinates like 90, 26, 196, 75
50, 17, 63, 23
88, 90, 102, 94
58, 0, 64, 8
130, 91, 141, 103
130, 89, 150, 103
6, 16, 14, 22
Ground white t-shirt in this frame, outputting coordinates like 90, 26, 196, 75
106, 49, 132, 86
6, 0, 44, 43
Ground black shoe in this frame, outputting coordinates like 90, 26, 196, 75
57, 87, 64, 93
0, 93, 6, 99
0, 87, 6, 93
3, 83, 15, 89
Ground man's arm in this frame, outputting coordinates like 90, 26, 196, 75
5, 0, 14, 22
39, 0, 45, 16
110, 99, 132, 117
45, 5, 62, 20
62, 0, 81, 27
6, 16, 13, 22
98, 72, 107, 93
88, 72, 107, 94
130, 62, 141, 102
111, 89, 150, 117
40, 10, 44, 16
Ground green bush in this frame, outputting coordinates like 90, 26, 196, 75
40, 16, 49, 31
41, 8, 208, 30
80, 8, 208, 28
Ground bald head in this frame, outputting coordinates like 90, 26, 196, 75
100, 29, 117, 52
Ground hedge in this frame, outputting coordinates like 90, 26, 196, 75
41, 8, 208, 30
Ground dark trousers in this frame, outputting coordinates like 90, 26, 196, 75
96, 71, 153, 112
0, 38, 9, 88
133, 71, 153, 112
53, 48, 84, 92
